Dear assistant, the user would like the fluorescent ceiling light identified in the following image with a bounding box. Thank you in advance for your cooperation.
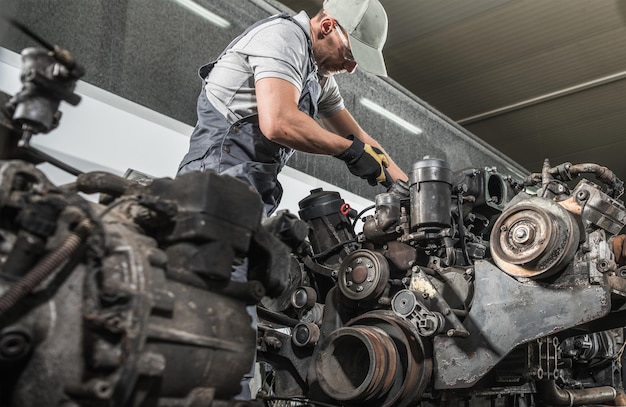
[359,98,422,135]
[172,0,231,28]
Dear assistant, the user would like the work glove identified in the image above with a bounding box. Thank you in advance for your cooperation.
[336,135,390,186]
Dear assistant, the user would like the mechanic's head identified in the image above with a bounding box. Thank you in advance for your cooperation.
[311,0,388,77]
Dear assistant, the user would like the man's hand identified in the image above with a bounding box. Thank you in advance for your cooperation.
[336,135,390,186]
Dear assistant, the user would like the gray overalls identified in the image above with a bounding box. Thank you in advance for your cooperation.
[177,13,321,216]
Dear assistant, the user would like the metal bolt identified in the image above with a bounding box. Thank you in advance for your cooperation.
[356,286,364,292]
[514,226,528,239]
[511,224,533,244]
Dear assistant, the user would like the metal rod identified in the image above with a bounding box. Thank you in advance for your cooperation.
[6,18,55,51]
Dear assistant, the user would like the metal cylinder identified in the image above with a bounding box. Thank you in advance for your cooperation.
[375,192,402,231]
[536,380,616,406]
[409,158,452,232]
[298,188,355,258]
[292,322,320,347]
[313,311,432,406]
[290,286,317,309]
[12,48,61,133]
[314,325,398,402]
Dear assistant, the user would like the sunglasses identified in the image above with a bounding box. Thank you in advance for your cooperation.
[334,24,356,63]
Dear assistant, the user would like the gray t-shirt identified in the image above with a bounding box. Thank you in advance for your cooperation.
[204,11,345,123]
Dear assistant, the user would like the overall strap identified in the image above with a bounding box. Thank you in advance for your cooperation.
[199,13,316,79]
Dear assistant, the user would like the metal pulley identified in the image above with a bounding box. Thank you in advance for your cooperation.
[391,289,444,337]
[490,196,580,279]
[337,249,389,301]
[313,311,431,406]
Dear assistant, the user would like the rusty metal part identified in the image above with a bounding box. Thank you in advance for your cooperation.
[349,312,431,405]
[314,311,431,406]
[290,286,317,310]
[257,325,310,396]
[362,192,403,242]
[314,325,398,402]
[526,162,624,199]
[337,249,389,301]
[613,234,626,267]
[578,179,626,235]
[614,388,626,406]
[381,240,416,272]
[535,380,616,406]
[558,179,626,235]
[490,195,580,279]
[291,322,320,347]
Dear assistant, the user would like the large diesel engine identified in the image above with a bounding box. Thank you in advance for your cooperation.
[257,158,626,407]
[0,33,291,405]
[0,160,292,406]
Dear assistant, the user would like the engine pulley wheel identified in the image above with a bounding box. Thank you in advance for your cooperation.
[346,312,432,406]
[337,250,390,301]
[314,325,398,402]
[490,198,580,279]
[312,311,432,405]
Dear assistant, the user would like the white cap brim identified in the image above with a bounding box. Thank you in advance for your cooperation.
[349,34,388,77]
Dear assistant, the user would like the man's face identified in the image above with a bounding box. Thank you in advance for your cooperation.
[315,23,358,77]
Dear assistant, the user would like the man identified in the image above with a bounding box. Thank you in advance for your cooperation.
[178,0,408,217]
[177,0,407,399]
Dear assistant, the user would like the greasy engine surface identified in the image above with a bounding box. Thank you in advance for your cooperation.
[257,159,626,407]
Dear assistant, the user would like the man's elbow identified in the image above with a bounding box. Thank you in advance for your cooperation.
[259,118,291,143]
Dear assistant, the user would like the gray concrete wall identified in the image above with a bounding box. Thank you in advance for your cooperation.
[0,0,528,201]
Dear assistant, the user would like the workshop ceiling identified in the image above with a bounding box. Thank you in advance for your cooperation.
[279,0,626,189]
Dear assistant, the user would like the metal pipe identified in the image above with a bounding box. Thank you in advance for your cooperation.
[457,70,626,125]
[536,380,616,406]
[526,162,624,199]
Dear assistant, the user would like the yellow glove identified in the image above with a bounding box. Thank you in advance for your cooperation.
[336,135,390,186]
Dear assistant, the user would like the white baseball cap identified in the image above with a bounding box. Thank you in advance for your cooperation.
[323,0,389,76]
